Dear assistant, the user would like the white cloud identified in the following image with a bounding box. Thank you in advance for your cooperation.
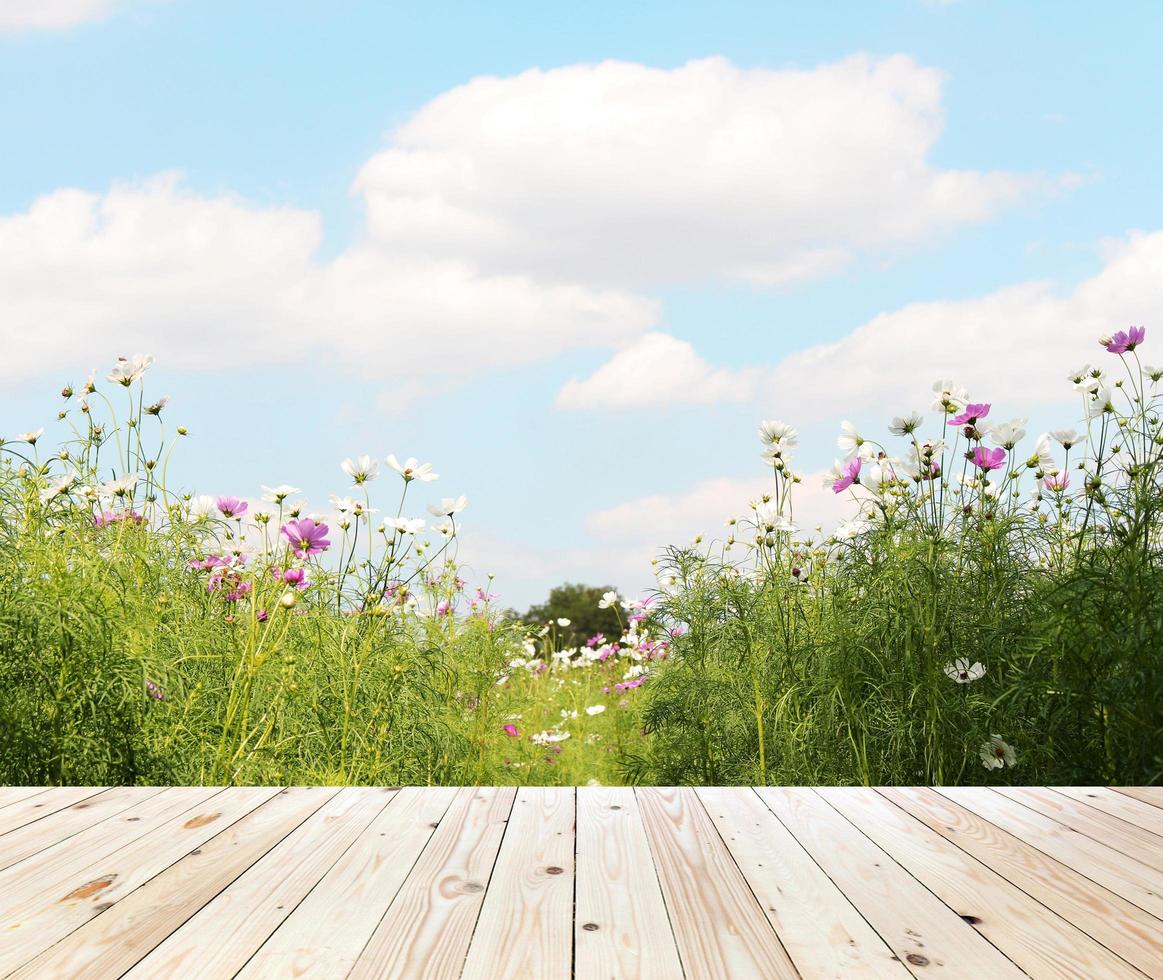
[562,229,1163,421]
[556,332,758,410]
[587,472,854,549]
[356,55,1039,289]
[0,0,120,32]
[0,174,656,393]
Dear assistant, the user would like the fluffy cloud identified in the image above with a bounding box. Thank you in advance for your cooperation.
[0,175,656,389]
[0,0,120,32]
[565,229,1163,421]
[356,55,1037,288]
[556,333,758,409]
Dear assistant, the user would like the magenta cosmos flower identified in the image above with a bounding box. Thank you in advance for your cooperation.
[832,456,861,493]
[1106,326,1146,354]
[216,496,248,518]
[281,518,331,557]
[503,724,519,737]
[972,446,1007,471]
[949,403,991,426]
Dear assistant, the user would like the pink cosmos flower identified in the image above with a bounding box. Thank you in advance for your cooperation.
[281,518,331,557]
[435,599,452,618]
[949,403,991,426]
[1044,472,1070,492]
[1106,326,1145,353]
[972,446,1007,471]
[257,610,269,622]
[832,456,861,493]
[615,676,648,692]
[281,567,310,589]
[503,724,519,737]
[216,496,247,518]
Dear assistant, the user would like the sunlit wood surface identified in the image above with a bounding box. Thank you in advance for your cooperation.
[0,786,1160,978]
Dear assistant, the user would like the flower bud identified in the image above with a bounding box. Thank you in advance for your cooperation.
[280,590,297,609]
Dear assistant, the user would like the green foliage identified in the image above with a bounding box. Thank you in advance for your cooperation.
[522,582,624,646]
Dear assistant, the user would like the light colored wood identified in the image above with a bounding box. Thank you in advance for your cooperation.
[573,786,683,980]
[237,787,455,979]
[699,786,908,978]
[998,787,1163,872]
[0,786,279,974]
[1058,787,1163,835]
[10,788,336,980]
[461,787,575,980]
[0,786,105,837]
[757,787,1024,979]
[0,787,220,913]
[820,787,1138,980]
[884,787,1163,977]
[637,786,798,979]
[937,787,1163,918]
[1113,787,1163,810]
[124,787,392,980]
[0,788,51,809]
[349,787,517,980]
[0,786,162,872]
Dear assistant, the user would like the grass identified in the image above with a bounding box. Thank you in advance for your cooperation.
[2,336,1162,787]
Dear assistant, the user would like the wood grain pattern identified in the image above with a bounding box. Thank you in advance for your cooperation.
[821,787,1138,979]
[573,786,684,980]
[885,787,1163,977]
[1113,787,1163,810]
[461,787,575,980]
[700,786,909,978]
[348,787,517,980]
[758,786,1025,979]
[638,787,799,979]
[1,786,1159,978]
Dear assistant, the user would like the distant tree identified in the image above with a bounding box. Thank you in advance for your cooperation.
[522,582,623,646]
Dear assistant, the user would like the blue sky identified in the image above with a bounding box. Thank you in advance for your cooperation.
[2,0,1161,606]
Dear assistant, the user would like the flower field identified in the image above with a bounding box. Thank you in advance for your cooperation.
[2,331,1162,787]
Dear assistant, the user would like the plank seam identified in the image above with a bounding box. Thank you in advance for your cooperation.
[631,788,688,980]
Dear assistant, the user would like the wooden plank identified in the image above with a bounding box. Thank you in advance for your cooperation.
[1058,787,1163,836]
[0,787,106,837]
[937,787,1163,919]
[237,787,455,979]
[757,787,1023,978]
[349,787,517,980]
[461,787,575,980]
[0,788,52,809]
[0,786,279,974]
[10,788,336,980]
[0,786,163,872]
[637,787,797,979]
[0,788,220,912]
[1114,787,1163,810]
[124,788,392,979]
[573,787,683,980]
[885,788,1163,977]
[821,787,1139,979]
[699,787,908,978]
[998,787,1163,872]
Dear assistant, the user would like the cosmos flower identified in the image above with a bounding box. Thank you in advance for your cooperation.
[16,428,44,445]
[758,420,798,448]
[949,403,991,426]
[1050,429,1083,450]
[1043,472,1070,492]
[386,455,438,482]
[1103,326,1145,354]
[980,735,1016,770]
[944,658,986,684]
[888,412,923,437]
[503,724,519,737]
[261,485,301,504]
[427,495,468,517]
[216,496,247,518]
[837,421,864,458]
[106,354,154,386]
[340,455,379,484]
[830,456,861,493]
[972,446,1006,472]
[281,518,331,557]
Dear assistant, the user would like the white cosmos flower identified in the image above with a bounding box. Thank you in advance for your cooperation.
[340,455,379,485]
[585,704,606,716]
[888,412,923,436]
[106,353,154,386]
[757,420,798,448]
[837,420,863,458]
[834,518,871,540]
[980,735,1016,770]
[261,484,301,504]
[989,419,1027,449]
[556,618,571,627]
[753,501,794,533]
[187,495,217,521]
[597,590,620,609]
[386,454,438,482]
[1087,388,1117,419]
[944,658,986,684]
[1143,365,1162,385]
[1080,371,1107,394]
[16,428,44,445]
[100,474,138,497]
[427,495,468,517]
[329,494,377,517]
[1067,363,1092,385]
[431,519,455,538]
[1050,429,1083,450]
[531,729,570,746]
[1026,434,1057,471]
[384,516,426,534]
[931,379,968,412]
[39,473,76,503]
